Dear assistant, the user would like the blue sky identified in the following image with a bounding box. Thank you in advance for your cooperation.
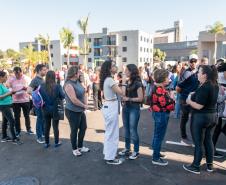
[0,0,225,51]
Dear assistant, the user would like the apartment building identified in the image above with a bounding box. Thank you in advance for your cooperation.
[79,28,153,70]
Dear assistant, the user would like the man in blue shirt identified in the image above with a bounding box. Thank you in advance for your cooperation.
[176,54,199,145]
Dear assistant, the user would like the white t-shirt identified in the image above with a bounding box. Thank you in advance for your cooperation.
[103,77,117,100]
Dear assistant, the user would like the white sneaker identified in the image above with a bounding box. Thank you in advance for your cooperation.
[73,149,82,157]
[118,148,130,156]
[78,146,90,153]
[129,152,139,160]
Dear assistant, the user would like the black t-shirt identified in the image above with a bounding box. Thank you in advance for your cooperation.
[191,81,219,113]
[29,76,44,90]
[124,80,143,107]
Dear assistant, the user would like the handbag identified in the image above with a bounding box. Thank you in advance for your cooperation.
[55,98,64,120]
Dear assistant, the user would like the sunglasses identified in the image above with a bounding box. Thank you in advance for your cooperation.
[190,59,197,63]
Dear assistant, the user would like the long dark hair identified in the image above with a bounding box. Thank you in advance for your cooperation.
[126,64,142,93]
[0,71,6,78]
[200,65,218,84]
[127,64,141,84]
[45,70,56,95]
[100,60,112,91]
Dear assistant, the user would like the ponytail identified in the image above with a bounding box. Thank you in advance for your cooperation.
[210,65,218,84]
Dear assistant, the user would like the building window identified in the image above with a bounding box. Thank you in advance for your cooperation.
[50,44,53,49]
[89,48,92,53]
[150,39,152,43]
[140,57,142,62]
[140,36,143,41]
[122,36,127,41]
[147,39,149,43]
[51,53,53,58]
[147,48,149,52]
[140,47,142,52]
[88,38,91,42]
[40,45,46,51]
[88,58,92,62]
[144,37,146,42]
[122,57,127,62]
[122,47,127,52]
[144,48,146,52]
[147,58,149,62]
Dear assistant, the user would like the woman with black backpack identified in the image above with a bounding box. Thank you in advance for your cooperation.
[39,70,65,148]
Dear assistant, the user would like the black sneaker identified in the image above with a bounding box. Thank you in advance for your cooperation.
[106,159,122,165]
[44,143,50,148]
[160,153,167,159]
[183,164,200,174]
[12,138,23,145]
[1,136,12,143]
[152,158,168,166]
[15,132,21,138]
[207,164,214,172]
[27,130,34,135]
[55,142,62,148]
[118,149,130,156]
[214,152,224,159]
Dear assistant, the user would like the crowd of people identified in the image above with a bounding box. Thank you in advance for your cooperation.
[0,54,226,174]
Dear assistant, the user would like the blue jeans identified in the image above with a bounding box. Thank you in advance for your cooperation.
[152,112,170,160]
[174,93,181,118]
[34,107,44,139]
[122,105,140,153]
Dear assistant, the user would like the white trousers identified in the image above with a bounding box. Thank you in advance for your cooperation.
[102,101,119,160]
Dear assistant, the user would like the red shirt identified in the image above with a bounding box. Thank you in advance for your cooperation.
[150,85,175,112]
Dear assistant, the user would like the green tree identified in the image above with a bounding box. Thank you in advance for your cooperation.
[77,14,90,68]
[59,27,74,67]
[21,44,37,67]
[38,50,49,64]
[207,21,225,64]
[190,49,198,55]
[5,48,20,62]
[0,59,10,69]
[153,48,166,62]
[0,50,5,59]
[36,34,52,69]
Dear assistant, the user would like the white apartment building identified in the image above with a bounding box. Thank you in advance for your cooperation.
[198,28,226,64]
[19,39,79,69]
[79,28,153,70]
[154,20,183,44]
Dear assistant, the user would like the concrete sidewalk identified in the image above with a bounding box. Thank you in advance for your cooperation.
[0,109,225,185]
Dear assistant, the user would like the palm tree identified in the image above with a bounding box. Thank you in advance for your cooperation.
[77,14,90,68]
[59,27,74,67]
[36,34,53,69]
[207,21,225,64]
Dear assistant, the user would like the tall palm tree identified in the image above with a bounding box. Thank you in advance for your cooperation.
[77,14,90,68]
[207,21,225,64]
[36,34,53,69]
[59,27,74,67]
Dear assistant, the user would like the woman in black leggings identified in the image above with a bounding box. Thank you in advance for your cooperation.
[183,65,219,174]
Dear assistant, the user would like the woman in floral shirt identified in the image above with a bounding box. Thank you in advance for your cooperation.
[150,69,175,166]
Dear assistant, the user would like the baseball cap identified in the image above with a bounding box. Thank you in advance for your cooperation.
[189,54,198,61]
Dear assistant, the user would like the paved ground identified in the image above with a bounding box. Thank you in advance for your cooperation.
[0,108,225,185]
